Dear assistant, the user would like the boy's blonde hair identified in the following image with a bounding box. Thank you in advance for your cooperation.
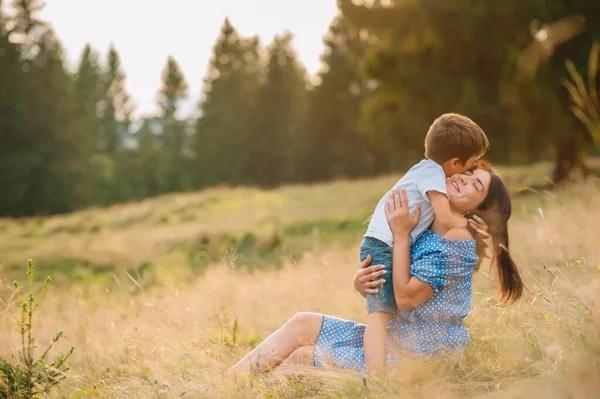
[424,113,489,165]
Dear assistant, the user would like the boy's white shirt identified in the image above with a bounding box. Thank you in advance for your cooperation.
[364,159,447,247]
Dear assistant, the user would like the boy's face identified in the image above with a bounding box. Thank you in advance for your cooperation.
[444,154,480,177]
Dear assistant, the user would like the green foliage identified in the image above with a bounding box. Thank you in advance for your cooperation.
[0,12,30,216]
[157,56,188,119]
[156,57,192,194]
[0,1,91,216]
[339,0,600,171]
[300,14,381,181]
[186,229,289,273]
[1,1,600,217]
[193,18,263,187]
[247,32,309,186]
[0,260,74,398]
[97,44,133,157]
[129,119,160,199]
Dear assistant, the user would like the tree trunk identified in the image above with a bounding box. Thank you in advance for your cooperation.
[552,135,589,183]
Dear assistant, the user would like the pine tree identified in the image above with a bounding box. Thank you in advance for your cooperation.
[22,29,90,213]
[75,44,101,135]
[11,0,45,33]
[97,44,135,201]
[0,1,91,214]
[193,18,263,187]
[97,44,133,157]
[158,56,188,119]
[10,0,45,59]
[339,0,455,169]
[131,118,160,198]
[0,2,31,215]
[71,43,123,205]
[156,56,190,193]
[302,14,378,181]
[247,32,308,186]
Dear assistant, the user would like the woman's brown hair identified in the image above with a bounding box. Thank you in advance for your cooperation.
[467,161,524,304]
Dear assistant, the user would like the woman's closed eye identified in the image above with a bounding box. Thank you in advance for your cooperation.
[471,177,484,192]
[476,178,484,192]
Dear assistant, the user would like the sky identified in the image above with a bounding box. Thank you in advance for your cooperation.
[39,0,339,118]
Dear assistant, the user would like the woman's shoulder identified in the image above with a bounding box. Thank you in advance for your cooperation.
[412,228,477,279]
[441,226,473,241]
[420,227,474,243]
[413,229,476,261]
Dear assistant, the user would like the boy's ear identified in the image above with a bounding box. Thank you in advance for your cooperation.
[450,157,462,168]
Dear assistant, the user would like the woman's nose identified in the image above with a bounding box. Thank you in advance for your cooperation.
[462,175,476,185]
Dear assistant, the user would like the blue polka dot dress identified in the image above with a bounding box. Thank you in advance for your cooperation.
[313,229,478,373]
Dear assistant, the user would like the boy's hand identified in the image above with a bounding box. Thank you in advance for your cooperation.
[353,254,386,295]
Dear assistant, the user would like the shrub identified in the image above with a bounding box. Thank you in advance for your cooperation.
[0,260,74,398]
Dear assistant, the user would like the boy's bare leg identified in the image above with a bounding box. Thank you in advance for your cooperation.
[364,312,392,376]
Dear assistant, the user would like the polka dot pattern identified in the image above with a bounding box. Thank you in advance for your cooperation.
[313,316,368,373]
[314,229,478,373]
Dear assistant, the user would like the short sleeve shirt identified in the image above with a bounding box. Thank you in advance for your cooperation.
[365,159,447,246]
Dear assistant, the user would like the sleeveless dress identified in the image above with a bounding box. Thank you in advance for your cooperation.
[313,229,478,373]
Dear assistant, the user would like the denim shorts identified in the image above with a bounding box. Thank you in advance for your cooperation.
[360,237,396,314]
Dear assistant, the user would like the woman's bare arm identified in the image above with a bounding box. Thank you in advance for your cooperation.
[353,254,386,298]
[390,233,434,310]
[385,189,434,310]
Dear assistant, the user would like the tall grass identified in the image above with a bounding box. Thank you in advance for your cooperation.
[563,41,600,154]
[0,176,598,397]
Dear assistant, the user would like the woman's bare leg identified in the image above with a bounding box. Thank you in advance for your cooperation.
[272,346,315,376]
[227,312,323,375]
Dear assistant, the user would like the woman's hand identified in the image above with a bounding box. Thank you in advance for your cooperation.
[468,214,490,239]
[353,254,387,295]
[385,188,421,238]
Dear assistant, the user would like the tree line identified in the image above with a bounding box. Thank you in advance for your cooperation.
[0,0,599,217]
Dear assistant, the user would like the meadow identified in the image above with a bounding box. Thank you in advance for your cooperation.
[1,160,599,398]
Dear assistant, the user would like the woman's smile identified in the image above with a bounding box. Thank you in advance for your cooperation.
[450,180,460,193]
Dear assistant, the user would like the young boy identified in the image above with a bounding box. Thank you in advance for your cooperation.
[361,113,489,374]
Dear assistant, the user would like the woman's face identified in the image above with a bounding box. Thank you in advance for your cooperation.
[446,169,492,214]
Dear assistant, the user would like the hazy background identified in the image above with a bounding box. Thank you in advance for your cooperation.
[1,2,600,398]
[1,0,599,217]
[39,0,338,117]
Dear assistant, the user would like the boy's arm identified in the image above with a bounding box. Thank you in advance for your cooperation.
[414,163,461,231]
[428,190,465,231]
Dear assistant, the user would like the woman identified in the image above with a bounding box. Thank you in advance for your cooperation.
[227,162,523,375]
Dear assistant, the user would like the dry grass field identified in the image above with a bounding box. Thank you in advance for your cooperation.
[1,161,600,398]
